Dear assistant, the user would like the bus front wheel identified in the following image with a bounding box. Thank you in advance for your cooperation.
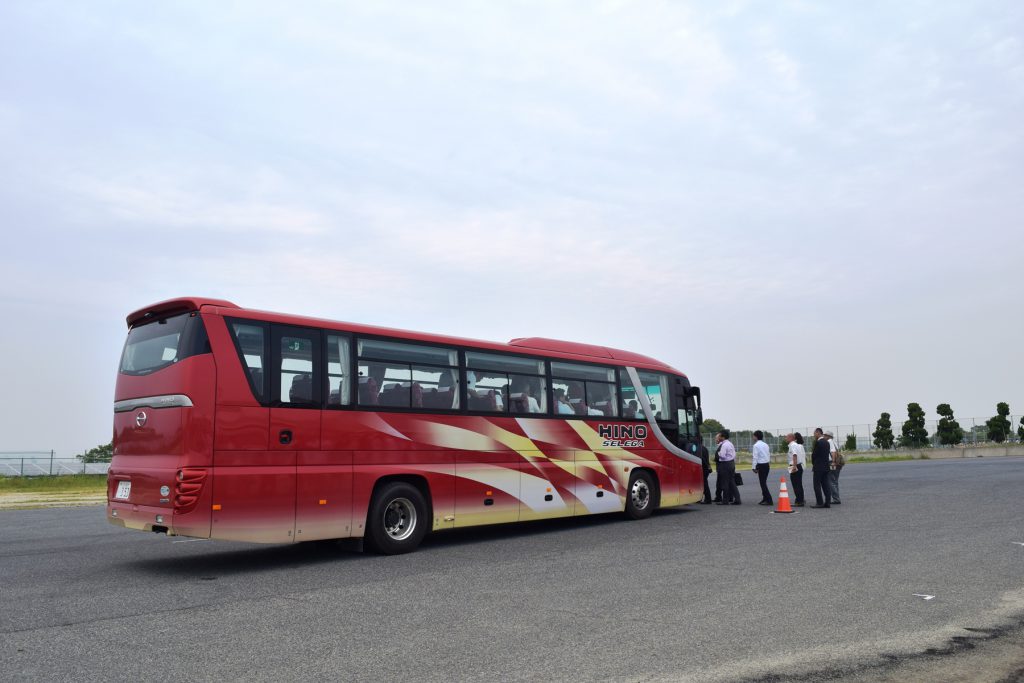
[625,470,656,520]
[366,481,428,554]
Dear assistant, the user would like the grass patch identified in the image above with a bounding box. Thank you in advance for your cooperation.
[846,455,920,463]
[0,473,107,493]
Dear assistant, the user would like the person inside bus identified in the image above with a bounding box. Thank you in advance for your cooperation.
[554,388,575,415]
[584,388,604,416]
[623,399,639,419]
[587,385,614,416]
[525,382,542,413]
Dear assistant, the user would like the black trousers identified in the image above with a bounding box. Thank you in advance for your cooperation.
[702,470,712,502]
[791,464,805,503]
[718,460,740,504]
[713,464,723,501]
[756,463,772,502]
[812,466,833,506]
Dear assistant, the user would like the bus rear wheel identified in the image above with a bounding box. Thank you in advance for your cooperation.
[625,470,656,520]
[366,481,428,555]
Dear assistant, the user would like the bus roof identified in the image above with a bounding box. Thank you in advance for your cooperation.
[127,297,685,377]
[126,297,239,327]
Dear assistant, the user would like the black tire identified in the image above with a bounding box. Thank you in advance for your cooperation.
[625,470,657,520]
[366,481,429,555]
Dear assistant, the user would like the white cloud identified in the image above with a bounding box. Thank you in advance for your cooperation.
[1,0,1023,456]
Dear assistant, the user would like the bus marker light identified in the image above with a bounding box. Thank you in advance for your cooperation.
[212,504,222,511]
[485,490,492,496]
[546,487,552,493]
[597,484,604,489]
[319,499,327,505]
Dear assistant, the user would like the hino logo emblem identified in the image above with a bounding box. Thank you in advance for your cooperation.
[135,411,148,428]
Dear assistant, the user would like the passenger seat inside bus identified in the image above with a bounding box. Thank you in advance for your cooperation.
[289,374,313,403]
[423,387,454,409]
[378,382,413,407]
[358,376,379,405]
[568,385,588,415]
[468,390,499,412]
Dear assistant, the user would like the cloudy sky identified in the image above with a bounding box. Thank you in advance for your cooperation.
[1,1,1022,456]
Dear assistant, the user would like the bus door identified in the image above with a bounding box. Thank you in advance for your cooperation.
[674,383,702,451]
[212,323,320,543]
[270,326,322,542]
[298,332,353,542]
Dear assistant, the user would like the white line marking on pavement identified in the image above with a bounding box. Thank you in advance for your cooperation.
[912,594,936,601]
[172,538,210,544]
[1013,542,1024,547]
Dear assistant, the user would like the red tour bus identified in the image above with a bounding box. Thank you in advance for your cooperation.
[109,298,705,554]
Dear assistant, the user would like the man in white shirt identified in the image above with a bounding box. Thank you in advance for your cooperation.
[751,430,773,505]
[785,432,807,506]
[715,430,741,505]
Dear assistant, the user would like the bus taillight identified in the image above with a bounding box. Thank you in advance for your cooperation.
[173,468,208,514]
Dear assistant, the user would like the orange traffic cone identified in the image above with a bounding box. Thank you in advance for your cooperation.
[773,477,795,514]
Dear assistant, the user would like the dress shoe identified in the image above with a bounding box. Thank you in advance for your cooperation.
[794,502,805,507]
[698,500,713,505]
[715,502,729,505]
[832,501,841,504]
[758,501,772,506]
[810,504,829,508]
[730,501,742,505]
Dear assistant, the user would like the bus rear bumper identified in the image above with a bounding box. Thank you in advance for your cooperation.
[108,500,212,538]
[107,501,169,532]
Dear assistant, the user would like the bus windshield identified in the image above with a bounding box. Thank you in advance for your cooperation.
[119,313,190,376]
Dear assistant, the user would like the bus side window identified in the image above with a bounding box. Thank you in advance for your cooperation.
[278,332,319,406]
[230,322,267,402]
[326,334,352,406]
[636,371,671,421]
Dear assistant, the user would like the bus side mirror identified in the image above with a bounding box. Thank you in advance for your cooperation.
[689,386,702,425]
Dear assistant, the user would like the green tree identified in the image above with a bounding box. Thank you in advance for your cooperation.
[1018,416,1024,442]
[701,418,725,435]
[843,434,857,451]
[900,403,930,448]
[873,413,895,450]
[78,441,113,463]
[935,403,964,446]
[986,402,1012,443]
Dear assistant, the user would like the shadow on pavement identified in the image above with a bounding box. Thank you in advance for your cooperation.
[126,539,361,577]
[124,507,695,576]
[420,507,692,550]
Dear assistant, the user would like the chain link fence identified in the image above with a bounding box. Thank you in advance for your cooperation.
[700,414,1023,455]
[3,413,1020,476]
[0,452,110,477]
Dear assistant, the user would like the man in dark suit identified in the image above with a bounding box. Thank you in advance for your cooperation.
[810,427,833,508]
[698,440,712,504]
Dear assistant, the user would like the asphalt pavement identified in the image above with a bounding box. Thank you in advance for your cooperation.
[1,457,1023,682]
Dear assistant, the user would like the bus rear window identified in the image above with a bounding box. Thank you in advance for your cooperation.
[119,313,208,376]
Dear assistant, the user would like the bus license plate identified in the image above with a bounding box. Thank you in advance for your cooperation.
[115,481,131,500]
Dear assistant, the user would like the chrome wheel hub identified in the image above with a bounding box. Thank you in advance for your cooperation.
[631,479,650,510]
[383,497,417,541]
